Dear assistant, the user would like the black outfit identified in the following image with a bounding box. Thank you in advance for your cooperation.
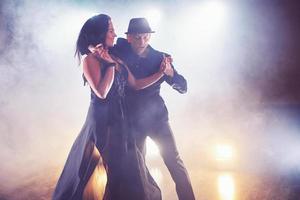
[53,57,161,200]
[112,38,195,200]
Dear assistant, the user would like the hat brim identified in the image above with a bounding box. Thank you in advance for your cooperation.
[125,31,155,34]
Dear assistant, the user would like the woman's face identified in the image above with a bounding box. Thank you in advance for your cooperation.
[105,20,117,47]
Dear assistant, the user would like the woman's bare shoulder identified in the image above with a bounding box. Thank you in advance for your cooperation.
[82,54,100,68]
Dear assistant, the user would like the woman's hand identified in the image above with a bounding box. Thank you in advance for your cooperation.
[166,55,173,63]
[89,44,115,64]
[159,57,167,73]
[160,55,174,77]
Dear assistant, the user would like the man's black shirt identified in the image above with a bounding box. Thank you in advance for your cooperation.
[111,38,187,126]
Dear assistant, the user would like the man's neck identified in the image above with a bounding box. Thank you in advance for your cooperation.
[133,47,149,58]
[139,48,149,57]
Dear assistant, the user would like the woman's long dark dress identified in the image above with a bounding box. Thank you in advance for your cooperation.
[52,58,161,200]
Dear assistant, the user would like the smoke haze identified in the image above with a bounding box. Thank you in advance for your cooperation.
[1,0,300,199]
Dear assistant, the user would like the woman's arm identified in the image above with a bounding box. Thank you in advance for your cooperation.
[89,44,165,90]
[125,58,167,90]
[82,54,115,99]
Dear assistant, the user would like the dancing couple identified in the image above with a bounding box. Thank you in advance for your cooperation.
[52,14,195,200]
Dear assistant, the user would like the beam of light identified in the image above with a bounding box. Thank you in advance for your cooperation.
[146,137,160,158]
[217,173,235,200]
[149,167,163,185]
[214,144,234,162]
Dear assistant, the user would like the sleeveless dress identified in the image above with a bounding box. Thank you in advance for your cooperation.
[52,57,161,200]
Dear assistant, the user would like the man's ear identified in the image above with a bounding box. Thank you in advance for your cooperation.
[126,35,132,43]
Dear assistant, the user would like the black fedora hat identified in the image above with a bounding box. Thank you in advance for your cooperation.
[125,18,155,34]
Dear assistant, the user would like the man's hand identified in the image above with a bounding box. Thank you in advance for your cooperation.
[159,57,167,73]
[163,55,174,77]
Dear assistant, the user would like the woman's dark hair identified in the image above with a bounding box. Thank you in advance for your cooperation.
[75,14,111,62]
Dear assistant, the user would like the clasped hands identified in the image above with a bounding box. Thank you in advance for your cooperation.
[160,55,174,77]
[89,44,174,77]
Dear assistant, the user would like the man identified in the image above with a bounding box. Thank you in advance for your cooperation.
[113,18,195,200]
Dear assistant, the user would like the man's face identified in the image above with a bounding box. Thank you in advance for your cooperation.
[127,33,151,56]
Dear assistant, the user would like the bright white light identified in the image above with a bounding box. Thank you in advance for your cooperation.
[215,144,234,161]
[185,1,228,38]
[144,8,162,30]
[149,167,163,185]
[146,137,160,158]
[201,1,227,26]
[218,173,235,200]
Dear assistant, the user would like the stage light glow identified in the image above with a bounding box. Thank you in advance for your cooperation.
[146,137,160,158]
[201,1,227,26]
[149,167,163,185]
[184,1,228,39]
[214,144,234,161]
[144,8,162,29]
[218,173,235,200]
[83,147,107,199]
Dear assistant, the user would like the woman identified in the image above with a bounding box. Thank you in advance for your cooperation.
[52,14,168,200]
